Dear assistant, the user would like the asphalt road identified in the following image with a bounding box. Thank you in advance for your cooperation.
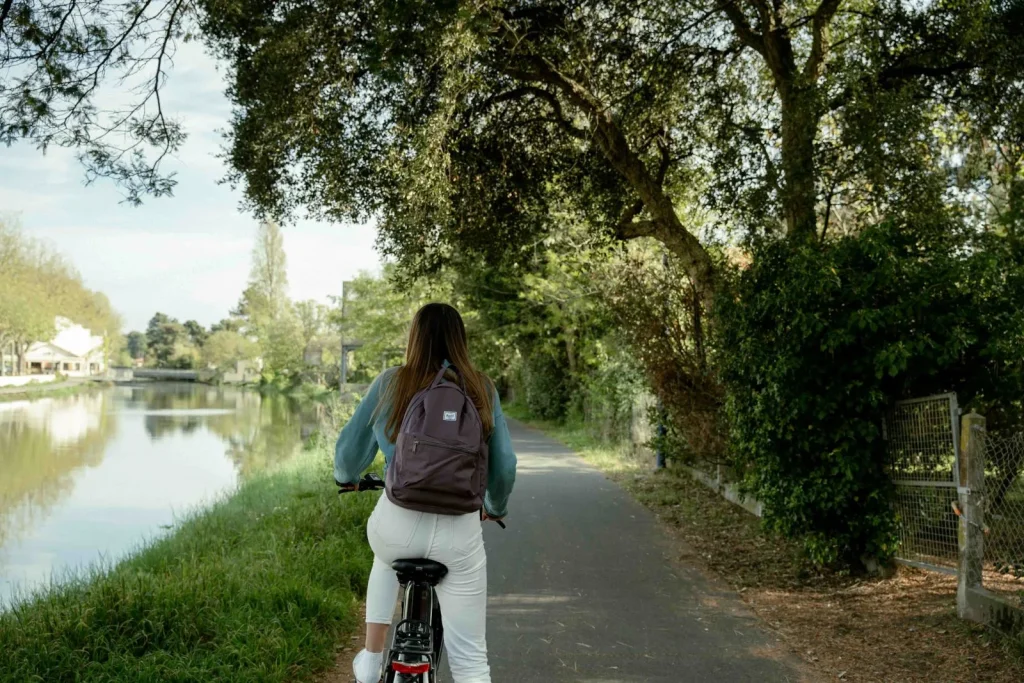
[455,420,804,682]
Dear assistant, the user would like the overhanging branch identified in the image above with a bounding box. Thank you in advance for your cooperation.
[721,0,766,56]
[617,219,659,240]
[804,0,843,80]
[829,57,975,110]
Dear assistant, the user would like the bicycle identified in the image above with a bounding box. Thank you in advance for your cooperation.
[339,473,503,682]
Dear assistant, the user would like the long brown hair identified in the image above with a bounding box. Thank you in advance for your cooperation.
[379,303,494,441]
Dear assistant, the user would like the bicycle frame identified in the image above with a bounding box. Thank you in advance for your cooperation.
[383,579,444,682]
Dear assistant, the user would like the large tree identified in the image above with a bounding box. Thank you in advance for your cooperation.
[195,0,1022,303]
[6,2,1020,286]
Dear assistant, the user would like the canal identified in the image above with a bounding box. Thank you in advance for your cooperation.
[0,384,322,606]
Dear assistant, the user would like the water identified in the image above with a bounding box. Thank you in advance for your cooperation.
[0,384,322,606]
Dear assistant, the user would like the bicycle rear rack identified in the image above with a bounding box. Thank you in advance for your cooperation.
[391,619,433,656]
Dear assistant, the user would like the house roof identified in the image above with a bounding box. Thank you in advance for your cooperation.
[25,341,82,360]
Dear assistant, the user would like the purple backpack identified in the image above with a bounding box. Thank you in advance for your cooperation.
[385,365,489,515]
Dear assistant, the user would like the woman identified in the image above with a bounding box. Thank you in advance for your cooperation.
[334,303,517,683]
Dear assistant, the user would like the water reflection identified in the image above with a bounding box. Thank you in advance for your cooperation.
[0,384,321,605]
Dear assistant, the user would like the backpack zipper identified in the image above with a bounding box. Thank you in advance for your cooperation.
[412,436,478,455]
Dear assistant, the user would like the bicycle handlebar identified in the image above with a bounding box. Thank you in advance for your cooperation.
[336,474,506,528]
[336,472,385,493]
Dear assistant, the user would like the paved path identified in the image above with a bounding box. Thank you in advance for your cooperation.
[452,420,804,682]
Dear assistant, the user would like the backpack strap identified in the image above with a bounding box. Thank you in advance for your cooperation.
[429,365,449,389]
[430,363,467,392]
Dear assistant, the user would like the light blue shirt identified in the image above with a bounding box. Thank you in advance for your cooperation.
[333,367,518,517]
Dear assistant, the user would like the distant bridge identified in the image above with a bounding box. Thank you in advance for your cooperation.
[109,367,207,382]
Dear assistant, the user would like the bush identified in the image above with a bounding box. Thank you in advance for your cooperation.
[718,221,1024,567]
[571,339,647,443]
[515,350,572,421]
[605,249,726,466]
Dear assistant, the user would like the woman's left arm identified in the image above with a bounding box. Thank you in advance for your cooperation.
[483,389,517,518]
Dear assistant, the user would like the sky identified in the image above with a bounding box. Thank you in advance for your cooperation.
[0,41,381,333]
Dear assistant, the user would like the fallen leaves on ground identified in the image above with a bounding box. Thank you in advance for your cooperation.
[614,468,1024,683]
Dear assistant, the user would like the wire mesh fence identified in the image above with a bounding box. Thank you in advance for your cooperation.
[982,430,1024,595]
[885,394,960,569]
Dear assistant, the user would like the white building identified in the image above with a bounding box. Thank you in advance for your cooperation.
[23,318,106,377]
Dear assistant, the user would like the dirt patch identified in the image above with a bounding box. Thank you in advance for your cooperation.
[318,606,365,683]
[611,467,1024,683]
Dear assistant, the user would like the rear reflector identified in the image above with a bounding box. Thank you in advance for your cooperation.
[392,662,431,674]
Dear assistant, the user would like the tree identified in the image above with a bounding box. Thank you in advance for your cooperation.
[126,331,147,360]
[0,216,119,374]
[184,320,208,348]
[199,0,1023,305]
[234,219,302,377]
[335,265,458,379]
[245,220,289,327]
[201,330,258,370]
[0,0,195,203]
[145,312,198,368]
[210,317,243,334]
[294,300,326,351]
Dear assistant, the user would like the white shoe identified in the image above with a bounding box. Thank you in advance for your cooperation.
[353,649,384,683]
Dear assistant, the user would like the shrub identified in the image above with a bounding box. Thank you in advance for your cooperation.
[718,221,1024,567]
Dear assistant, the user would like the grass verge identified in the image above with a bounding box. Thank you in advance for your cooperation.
[0,433,378,683]
[510,409,1024,683]
[0,379,109,403]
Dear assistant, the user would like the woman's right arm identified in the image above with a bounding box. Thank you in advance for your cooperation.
[484,393,517,518]
[333,372,388,485]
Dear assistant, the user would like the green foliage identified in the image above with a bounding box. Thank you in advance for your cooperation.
[202,330,259,371]
[125,331,147,360]
[0,217,121,372]
[335,264,470,382]
[145,313,200,369]
[514,350,572,422]
[717,221,1024,567]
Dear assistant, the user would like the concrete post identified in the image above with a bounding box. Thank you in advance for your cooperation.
[957,411,986,621]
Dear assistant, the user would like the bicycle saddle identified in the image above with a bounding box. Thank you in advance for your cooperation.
[392,559,449,586]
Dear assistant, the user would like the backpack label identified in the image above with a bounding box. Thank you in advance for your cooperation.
[443,411,458,422]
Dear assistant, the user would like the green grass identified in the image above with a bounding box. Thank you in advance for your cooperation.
[503,403,650,475]
[0,438,378,683]
[0,380,110,403]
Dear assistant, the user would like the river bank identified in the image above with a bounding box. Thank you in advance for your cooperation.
[0,408,373,683]
[0,377,109,403]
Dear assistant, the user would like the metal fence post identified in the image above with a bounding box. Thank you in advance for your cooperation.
[957,411,986,621]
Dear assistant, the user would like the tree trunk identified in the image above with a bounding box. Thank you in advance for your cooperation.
[14,340,27,376]
[779,85,820,241]
[565,334,577,375]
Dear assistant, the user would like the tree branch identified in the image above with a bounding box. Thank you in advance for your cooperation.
[494,17,717,299]
[721,0,766,56]
[829,58,974,110]
[747,0,774,31]
[617,219,659,241]
[483,84,589,139]
[804,0,843,80]
[0,0,13,39]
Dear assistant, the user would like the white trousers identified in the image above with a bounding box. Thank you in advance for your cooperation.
[365,495,491,683]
